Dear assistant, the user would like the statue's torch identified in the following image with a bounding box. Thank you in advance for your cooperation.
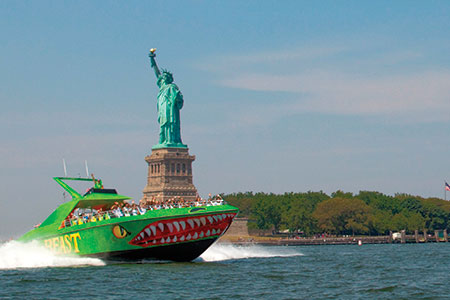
[148,48,161,77]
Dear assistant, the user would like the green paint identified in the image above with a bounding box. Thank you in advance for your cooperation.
[20,203,238,256]
[18,177,239,259]
[149,49,187,149]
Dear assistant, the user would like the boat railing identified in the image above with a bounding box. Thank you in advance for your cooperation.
[60,198,225,229]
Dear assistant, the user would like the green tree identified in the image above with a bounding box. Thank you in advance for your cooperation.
[225,192,255,218]
[405,212,425,232]
[313,197,371,235]
[367,210,392,235]
[391,213,408,232]
[251,197,282,231]
[281,199,316,235]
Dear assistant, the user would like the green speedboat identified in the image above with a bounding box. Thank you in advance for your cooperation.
[19,176,239,262]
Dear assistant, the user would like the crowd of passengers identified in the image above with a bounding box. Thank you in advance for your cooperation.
[62,195,224,228]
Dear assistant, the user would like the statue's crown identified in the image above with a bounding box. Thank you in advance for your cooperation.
[161,69,174,82]
[161,68,172,76]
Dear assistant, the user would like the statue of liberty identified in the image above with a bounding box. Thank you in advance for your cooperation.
[148,49,187,149]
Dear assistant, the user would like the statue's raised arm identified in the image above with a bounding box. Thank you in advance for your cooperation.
[148,48,161,79]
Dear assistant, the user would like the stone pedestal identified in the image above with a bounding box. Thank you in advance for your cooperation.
[142,147,198,202]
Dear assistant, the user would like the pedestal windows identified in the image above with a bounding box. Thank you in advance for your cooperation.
[143,148,197,201]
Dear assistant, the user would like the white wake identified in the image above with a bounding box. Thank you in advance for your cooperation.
[199,243,303,262]
[0,240,105,269]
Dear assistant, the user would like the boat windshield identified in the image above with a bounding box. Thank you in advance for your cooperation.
[83,188,118,196]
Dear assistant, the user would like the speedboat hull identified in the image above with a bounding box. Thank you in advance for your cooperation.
[89,238,217,262]
[20,205,238,262]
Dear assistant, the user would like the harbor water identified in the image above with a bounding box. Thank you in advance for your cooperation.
[1,241,450,299]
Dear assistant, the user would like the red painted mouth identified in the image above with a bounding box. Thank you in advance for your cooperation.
[129,213,237,247]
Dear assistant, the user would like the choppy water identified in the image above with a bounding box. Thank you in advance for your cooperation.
[1,241,450,299]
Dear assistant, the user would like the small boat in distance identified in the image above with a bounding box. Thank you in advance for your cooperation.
[18,176,239,262]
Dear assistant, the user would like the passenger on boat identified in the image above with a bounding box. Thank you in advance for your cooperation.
[113,205,124,218]
[139,198,147,209]
[138,204,147,215]
[124,203,133,216]
[97,209,104,221]
[131,202,139,216]
[144,199,151,210]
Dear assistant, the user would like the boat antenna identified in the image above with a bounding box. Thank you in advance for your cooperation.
[85,160,89,178]
[63,159,67,177]
[62,159,67,201]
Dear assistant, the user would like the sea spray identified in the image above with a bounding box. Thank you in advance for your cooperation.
[0,240,105,269]
[198,243,303,262]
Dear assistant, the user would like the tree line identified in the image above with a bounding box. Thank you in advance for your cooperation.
[223,191,450,236]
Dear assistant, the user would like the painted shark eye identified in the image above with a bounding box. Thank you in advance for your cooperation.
[112,225,130,239]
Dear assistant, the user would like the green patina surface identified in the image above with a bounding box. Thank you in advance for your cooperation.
[149,49,187,149]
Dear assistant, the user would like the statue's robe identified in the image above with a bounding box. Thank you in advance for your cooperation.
[157,82,184,144]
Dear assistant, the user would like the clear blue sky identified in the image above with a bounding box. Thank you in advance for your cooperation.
[1,1,449,238]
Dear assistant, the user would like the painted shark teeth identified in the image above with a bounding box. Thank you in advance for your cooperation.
[150,225,157,236]
[180,221,186,230]
[173,221,180,231]
[131,212,236,248]
[187,219,194,229]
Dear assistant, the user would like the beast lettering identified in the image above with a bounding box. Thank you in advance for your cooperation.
[43,233,81,254]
